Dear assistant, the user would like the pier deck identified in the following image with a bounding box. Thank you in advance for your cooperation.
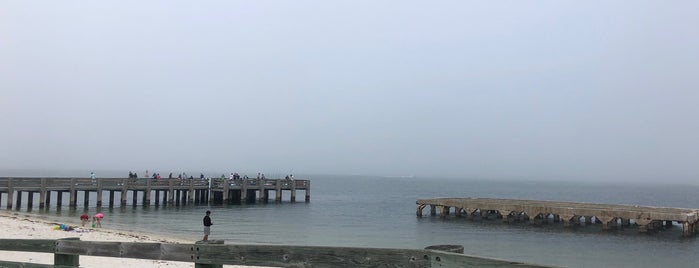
[0,177,310,210]
[416,197,699,236]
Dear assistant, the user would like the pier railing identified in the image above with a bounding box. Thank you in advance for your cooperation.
[0,177,212,190]
[0,177,308,189]
[209,178,308,188]
[0,238,549,268]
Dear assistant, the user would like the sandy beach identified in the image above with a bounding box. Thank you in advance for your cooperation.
[0,211,266,268]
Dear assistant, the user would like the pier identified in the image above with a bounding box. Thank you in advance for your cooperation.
[416,197,699,237]
[0,177,310,210]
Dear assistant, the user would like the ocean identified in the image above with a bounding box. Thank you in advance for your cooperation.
[3,174,699,267]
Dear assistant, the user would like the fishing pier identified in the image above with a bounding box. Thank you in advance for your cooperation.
[0,177,310,210]
[416,197,699,237]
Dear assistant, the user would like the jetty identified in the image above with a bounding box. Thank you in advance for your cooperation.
[0,177,310,210]
[416,197,699,237]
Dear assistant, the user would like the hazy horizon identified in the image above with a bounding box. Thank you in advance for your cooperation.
[2,2,698,183]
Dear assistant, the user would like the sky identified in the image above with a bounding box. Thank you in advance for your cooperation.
[1,1,698,182]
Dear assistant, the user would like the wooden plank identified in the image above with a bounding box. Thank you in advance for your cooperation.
[53,253,78,267]
[427,251,548,268]
[194,264,222,268]
[55,240,194,262]
[2,239,554,268]
[0,260,56,268]
[55,240,431,267]
[191,244,432,267]
[54,237,80,267]
[56,240,119,256]
[0,239,56,253]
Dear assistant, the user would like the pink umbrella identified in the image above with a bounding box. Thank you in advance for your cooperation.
[95,213,104,219]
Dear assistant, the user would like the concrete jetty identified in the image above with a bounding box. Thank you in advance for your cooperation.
[416,197,699,236]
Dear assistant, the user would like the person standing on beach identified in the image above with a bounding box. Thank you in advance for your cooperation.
[202,210,213,241]
[80,213,89,227]
[93,213,103,228]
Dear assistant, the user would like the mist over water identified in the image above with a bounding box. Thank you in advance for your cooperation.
[2,2,699,184]
[3,174,699,267]
[2,2,697,267]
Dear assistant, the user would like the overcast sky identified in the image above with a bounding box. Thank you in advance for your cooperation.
[1,1,697,182]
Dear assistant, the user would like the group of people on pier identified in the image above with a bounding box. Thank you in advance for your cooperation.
[105,171,297,183]
[223,172,295,181]
[126,171,205,181]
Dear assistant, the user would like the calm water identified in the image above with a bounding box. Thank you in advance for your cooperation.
[4,174,699,267]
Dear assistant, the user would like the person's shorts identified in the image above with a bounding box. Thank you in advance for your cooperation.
[204,226,211,235]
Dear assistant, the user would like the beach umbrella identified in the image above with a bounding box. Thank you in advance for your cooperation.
[95,213,104,218]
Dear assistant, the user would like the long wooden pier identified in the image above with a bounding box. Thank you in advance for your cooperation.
[0,177,310,210]
[416,197,699,237]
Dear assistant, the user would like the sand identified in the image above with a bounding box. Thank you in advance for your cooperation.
[0,211,269,268]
